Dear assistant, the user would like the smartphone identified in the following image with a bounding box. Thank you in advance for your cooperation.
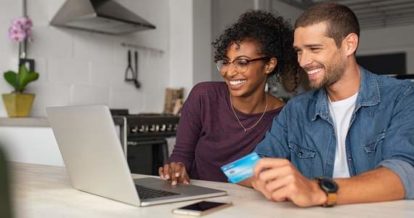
[172,201,232,216]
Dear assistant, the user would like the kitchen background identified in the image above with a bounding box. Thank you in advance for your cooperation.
[0,0,208,117]
[1,0,414,166]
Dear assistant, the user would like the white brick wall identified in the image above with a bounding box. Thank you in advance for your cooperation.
[0,0,171,117]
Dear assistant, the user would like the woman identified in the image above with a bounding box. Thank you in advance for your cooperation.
[159,10,300,184]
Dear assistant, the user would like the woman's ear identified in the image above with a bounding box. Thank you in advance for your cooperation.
[265,57,277,75]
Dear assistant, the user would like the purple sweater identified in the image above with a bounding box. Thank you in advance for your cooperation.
[169,82,282,182]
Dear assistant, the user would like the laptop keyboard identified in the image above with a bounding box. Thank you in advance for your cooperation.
[135,184,179,200]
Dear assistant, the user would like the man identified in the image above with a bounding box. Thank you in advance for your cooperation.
[249,2,414,207]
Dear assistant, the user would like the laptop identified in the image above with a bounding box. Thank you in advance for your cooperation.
[46,105,226,207]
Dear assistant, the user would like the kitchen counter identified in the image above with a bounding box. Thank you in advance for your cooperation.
[10,162,414,218]
[0,117,49,127]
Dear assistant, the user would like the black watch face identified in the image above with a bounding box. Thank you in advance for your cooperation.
[321,179,338,192]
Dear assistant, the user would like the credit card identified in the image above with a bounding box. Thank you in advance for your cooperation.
[221,152,260,183]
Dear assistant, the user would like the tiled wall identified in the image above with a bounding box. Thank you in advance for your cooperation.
[0,0,171,117]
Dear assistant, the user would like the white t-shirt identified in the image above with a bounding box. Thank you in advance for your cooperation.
[328,93,358,178]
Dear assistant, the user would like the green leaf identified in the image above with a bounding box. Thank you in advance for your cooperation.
[3,71,18,90]
[3,65,39,93]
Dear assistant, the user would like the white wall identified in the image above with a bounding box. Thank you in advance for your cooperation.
[193,0,212,85]
[169,0,212,97]
[0,0,171,117]
[358,24,414,74]
[169,0,194,97]
[268,0,303,24]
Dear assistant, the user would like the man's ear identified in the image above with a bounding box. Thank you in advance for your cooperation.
[265,57,278,75]
[343,33,359,56]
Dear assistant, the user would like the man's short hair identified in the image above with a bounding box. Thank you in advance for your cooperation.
[294,2,360,47]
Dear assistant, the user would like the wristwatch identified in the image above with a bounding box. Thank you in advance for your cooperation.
[316,177,338,207]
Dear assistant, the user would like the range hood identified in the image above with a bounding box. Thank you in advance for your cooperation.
[50,0,156,35]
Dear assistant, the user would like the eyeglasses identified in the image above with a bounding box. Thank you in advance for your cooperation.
[215,56,270,73]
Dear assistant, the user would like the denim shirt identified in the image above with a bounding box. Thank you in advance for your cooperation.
[255,67,414,199]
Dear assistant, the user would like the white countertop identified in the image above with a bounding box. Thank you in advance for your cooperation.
[9,162,414,218]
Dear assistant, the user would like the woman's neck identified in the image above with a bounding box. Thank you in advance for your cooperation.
[230,91,267,114]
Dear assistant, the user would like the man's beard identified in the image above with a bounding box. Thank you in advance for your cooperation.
[308,61,345,89]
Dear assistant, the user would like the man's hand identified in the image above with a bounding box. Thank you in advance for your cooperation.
[252,158,326,207]
[159,162,190,185]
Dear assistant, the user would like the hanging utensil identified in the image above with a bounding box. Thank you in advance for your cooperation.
[133,51,141,88]
[124,50,135,82]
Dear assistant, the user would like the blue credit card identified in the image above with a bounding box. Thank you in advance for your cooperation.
[221,152,260,183]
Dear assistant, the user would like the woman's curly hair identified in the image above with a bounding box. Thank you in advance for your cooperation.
[212,10,301,90]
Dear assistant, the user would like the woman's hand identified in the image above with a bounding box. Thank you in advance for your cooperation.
[158,162,190,185]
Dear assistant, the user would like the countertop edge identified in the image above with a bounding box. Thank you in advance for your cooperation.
[0,117,49,127]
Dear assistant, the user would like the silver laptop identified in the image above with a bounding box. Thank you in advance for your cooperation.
[46,105,226,207]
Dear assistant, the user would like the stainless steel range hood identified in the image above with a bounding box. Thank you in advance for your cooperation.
[50,0,156,35]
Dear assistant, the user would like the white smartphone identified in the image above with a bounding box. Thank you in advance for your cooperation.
[172,201,232,216]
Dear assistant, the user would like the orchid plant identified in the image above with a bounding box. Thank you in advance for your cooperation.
[3,16,39,93]
[8,16,33,43]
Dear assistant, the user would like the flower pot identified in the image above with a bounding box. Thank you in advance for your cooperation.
[2,93,35,117]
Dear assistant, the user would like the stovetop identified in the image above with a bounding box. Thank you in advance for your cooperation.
[112,112,180,139]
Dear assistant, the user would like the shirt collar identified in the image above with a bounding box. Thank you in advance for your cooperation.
[311,67,380,121]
